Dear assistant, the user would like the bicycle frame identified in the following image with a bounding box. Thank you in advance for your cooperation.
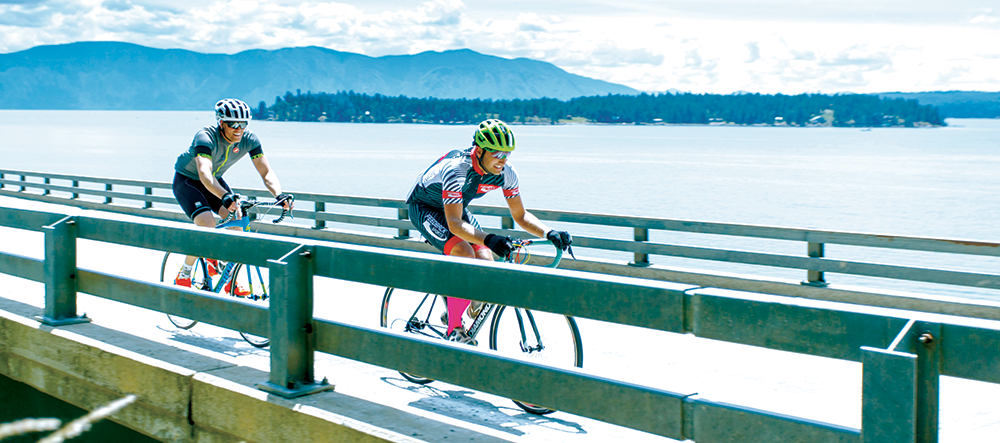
[380,237,583,415]
[164,195,292,347]
[195,206,259,296]
[460,238,565,343]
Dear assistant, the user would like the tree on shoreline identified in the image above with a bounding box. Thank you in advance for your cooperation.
[259,90,945,127]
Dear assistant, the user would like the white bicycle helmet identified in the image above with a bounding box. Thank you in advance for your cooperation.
[215,98,253,121]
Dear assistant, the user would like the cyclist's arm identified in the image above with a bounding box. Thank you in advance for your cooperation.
[251,155,294,210]
[194,156,240,218]
[444,202,487,244]
[505,195,548,238]
[194,156,228,198]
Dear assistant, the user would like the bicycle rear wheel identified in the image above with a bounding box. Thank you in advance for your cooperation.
[230,263,271,348]
[160,252,208,330]
[489,306,583,415]
[380,287,451,384]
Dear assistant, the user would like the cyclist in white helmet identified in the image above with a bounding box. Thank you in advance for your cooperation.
[171,98,294,293]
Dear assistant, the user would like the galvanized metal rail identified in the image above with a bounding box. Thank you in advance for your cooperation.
[3,168,1000,322]
[1,202,998,442]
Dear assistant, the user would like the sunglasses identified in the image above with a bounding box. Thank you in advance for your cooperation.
[483,148,510,160]
[223,120,248,129]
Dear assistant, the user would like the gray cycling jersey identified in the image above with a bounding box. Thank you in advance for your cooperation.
[174,125,264,180]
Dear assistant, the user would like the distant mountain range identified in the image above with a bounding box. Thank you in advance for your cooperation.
[0,41,638,110]
[1,41,996,117]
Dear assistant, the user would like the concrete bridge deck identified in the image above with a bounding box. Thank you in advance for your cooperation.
[1,196,998,442]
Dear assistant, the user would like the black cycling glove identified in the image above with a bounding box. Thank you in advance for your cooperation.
[484,233,515,258]
[546,230,573,250]
[221,192,238,210]
[277,193,294,203]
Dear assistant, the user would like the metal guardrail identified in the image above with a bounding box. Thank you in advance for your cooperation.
[2,203,999,442]
[4,169,1000,323]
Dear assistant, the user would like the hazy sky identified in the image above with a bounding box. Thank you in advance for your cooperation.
[1,0,998,94]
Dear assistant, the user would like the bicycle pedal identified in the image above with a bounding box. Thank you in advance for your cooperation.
[449,328,478,346]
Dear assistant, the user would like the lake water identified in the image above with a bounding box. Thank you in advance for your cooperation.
[3,110,1000,301]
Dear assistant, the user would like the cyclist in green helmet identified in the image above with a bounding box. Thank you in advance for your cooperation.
[406,119,573,344]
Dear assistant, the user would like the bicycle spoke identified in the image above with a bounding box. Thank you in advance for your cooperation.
[490,306,583,415]
[381,288,453,384]
[232,264,270,348]
[490,307,582,369]
[160,252,203,330]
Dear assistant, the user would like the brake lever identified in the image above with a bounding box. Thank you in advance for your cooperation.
[566,245,576,260]
[273,209,289,224]
[219,211,236,225]
[272,195,293,224]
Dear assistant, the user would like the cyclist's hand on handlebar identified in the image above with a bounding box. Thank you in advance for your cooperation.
[221,192,242,219]
[546,230,573,251]
[277,193,295,211]
[484,233,515,258]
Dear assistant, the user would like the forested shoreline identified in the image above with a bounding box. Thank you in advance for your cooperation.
[256,90,946,127]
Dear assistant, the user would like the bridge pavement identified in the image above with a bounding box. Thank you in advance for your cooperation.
[0,196,997,442]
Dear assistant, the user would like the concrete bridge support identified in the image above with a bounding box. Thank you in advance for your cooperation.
[0,298,419,443]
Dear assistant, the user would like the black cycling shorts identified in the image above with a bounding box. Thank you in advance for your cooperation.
[408,201,486,254]
[172,173,232,220]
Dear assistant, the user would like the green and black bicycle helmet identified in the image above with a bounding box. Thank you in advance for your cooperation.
[473,119,515,152]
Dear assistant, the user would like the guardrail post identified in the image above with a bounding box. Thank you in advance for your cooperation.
[629,227,650,267]
[802,241,828,287]
[911,322,941,443]
[860,318,940,443]
[0,172,4,189]
[144,187,153,209]
[43,178,51,196]
[501,215,514,230]
[72,180,79,199]
[314,202,326,229]
[861,346,917,443]
[20,174,26,192]
[105,184,112,204]
[257,244,334,398]
[396,208,409,239]
[36,216,91,326]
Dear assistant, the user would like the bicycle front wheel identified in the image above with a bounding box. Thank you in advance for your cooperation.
[380,287,451,384]
[489,306,583,415]
[160,252,208,330]
[231,263,271,348]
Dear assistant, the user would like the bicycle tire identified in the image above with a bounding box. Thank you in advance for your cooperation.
[160,252,207,330]
[489,306,583,415]
[380,287,452,384]
[231,263,271,348]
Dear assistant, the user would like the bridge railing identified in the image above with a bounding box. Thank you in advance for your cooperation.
[1,204,999,442]
[4,168,1000,322]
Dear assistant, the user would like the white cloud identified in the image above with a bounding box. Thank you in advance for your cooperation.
[745,42,760,63]
[101,0,131,12]
[0,0,998,94]
[968,8,998,25]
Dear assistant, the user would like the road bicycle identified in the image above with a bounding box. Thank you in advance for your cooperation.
[159,195,293,348]
[380,239,583,415]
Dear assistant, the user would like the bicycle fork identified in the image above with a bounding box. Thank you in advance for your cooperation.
[514,308,545,354]
[250,265,268,301]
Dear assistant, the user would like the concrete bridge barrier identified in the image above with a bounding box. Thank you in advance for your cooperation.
[0,295,436,443]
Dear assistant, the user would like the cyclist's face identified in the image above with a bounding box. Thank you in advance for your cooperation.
[220,120,246,143]
[479,147,508,175]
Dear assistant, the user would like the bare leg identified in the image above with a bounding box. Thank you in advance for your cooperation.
[183,211,218,266]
